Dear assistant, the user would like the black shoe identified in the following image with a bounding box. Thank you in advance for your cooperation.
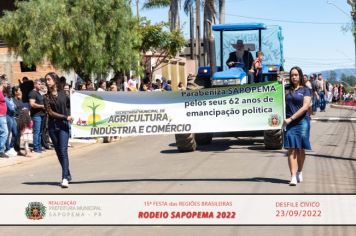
[0,152,9,158]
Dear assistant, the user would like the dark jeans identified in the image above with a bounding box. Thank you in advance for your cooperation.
[312,96,318,113]
[48,119,71,181]
[32,115,44,152]
[41,114,51,149]
[6,116,18,151]
[319,91,326,111]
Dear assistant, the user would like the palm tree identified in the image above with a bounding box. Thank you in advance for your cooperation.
[143,0,180,31]
[184,0,224,65]
[219,0,225,23]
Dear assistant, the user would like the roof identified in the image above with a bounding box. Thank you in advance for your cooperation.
[212,23,267,31]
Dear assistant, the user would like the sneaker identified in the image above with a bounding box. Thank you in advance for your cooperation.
[61,179,69,188]
[5,148,17,157]
[0,152,9,158]
[289,176,297,186]
[297,171,303,183]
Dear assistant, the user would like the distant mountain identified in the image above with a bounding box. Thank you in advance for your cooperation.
[316,68,356,80]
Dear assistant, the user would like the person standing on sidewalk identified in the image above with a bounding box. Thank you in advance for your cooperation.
[29,79,46,153]
[44,72,73,188]
[0,76,9,158]
[317,74,327,112]
[4,85,18,156]
[284,67,312,186]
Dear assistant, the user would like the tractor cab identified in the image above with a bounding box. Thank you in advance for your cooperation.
[197,23,284,87]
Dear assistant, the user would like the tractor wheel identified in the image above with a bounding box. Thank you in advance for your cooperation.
[175,133,197,152]
[195,133,213,145]
[264,129,283,150]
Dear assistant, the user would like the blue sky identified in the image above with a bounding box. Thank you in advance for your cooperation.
[135,0,355,75]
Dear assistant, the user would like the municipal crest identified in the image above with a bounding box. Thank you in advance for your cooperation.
[25,202,46,220]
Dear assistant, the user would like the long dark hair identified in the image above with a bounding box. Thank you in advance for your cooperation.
[17,108,32,132]
[45,72,63,92]
[289,66,305,88]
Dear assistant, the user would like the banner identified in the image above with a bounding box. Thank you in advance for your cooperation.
[2,195,356,225]
[71,81,284,138]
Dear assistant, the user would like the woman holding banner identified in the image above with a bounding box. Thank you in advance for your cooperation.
[283,66,311,186]
[44,72,73,188]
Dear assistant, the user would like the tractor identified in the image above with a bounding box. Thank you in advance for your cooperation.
[175,23,285,152]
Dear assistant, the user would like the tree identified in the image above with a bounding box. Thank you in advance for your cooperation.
[81,95,105,127]
[143,0,180,31]
[218,0,225,24]
[0,0,142,80]
[327,70,338,85]
[139,20,186,77]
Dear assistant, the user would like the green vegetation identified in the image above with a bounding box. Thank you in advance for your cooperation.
[0,0,141,80]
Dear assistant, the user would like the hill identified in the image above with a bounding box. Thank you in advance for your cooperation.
[317,68,355,80]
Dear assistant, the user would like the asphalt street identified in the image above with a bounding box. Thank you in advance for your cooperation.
[0,106,355,235]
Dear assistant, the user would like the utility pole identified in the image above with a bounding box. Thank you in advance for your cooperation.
[196,0,201,67]
[347,0,356,73]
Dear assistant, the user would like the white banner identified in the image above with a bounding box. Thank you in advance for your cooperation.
[1,195,356,225]
[71,82,285,138]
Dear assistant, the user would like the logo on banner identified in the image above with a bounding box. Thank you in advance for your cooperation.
[76,94,106,128]
[268,114,281,127]
[25,202,46,220]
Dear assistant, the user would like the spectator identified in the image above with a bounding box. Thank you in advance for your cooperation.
[4,85,18,156]
[17,108,33,157]
[29,79,46,153]
[86,81,95,91]
[332,84,339,102]
[12,86,25,154]
[177,81,185,90]
[327,81,333,103]
[316,74,327,112]
[19,78,34,109]
[63,83,70,96]
[309,74,318,115]
[284,66,311,186]
[162,78,172,91]
[97,80,107,91]
[339,84,346,101]
[44,72,73,188]
[127,76,138,92]
[303,74,313,115]
[109,81,118,92]
[0,76,9,158]
[39,79,51,150]
[79,83,87,91]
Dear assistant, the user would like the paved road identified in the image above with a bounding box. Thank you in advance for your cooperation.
[0,106,355,235]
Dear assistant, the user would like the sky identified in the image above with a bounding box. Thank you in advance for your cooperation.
[135,0,355,75]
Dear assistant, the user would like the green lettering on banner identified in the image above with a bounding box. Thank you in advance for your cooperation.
[71,81,284,138]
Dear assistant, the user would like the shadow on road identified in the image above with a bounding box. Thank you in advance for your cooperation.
[22,177,289,186]
[162,138,264,154]
[308,153,356,162]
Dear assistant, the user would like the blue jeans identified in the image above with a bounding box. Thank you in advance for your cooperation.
[6,116,18,150]
[48,120,71,180]
[319,91,326,111]
[32,115,44,152]
[0,116,8,153]
[312,96,318,113]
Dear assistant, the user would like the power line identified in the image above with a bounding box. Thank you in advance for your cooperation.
[223,13,349,25]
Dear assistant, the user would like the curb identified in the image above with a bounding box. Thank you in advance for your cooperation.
[0,138,111,169]
[330,104,356,111]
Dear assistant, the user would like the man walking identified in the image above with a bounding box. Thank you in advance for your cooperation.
[29,79,45,153]
[0,75,9,158]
